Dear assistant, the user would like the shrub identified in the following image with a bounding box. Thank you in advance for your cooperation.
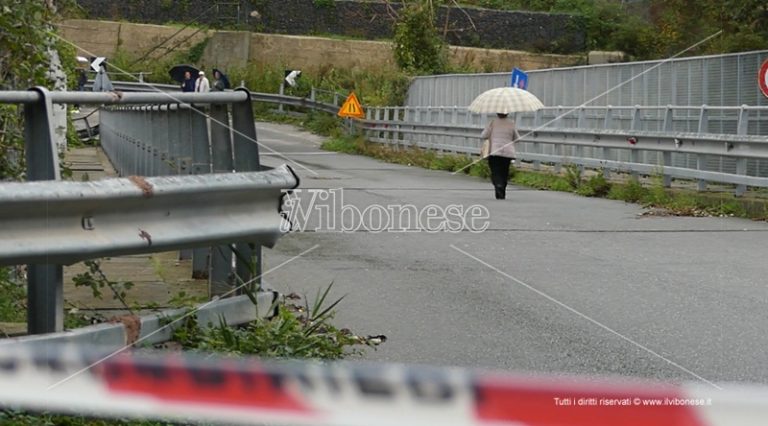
[608,177,648,203]
[578,171,611,197]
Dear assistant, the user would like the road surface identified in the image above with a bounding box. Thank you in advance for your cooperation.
[258,121,768,388]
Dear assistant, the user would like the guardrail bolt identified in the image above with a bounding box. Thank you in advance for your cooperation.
[82,216,95,230]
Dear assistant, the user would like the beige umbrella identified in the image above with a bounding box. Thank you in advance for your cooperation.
[468,87,544,114]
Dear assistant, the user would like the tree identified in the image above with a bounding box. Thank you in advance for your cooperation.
[392,0,448,74]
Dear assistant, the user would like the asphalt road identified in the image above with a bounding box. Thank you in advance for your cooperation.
[257,121,768,388]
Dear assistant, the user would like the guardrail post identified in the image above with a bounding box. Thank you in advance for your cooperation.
[190,107,212,279]
[366,108,373,141]
[661,106,673,188]
[232,89,262,292]
[374,108,381,143]
[178,106,194,261]
[628,106,640,179]
[209,103,235,296]
[24,87,63,334]
[310,87,316,102]
[532,109,542,170]
[383,107,391,145]
[696,107,709,191]
[278,82,285,113]
[601,106,613,177]
[735,106,749,196]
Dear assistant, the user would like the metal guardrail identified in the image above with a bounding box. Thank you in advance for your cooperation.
[0,166,297,266]
[0,87,291,335]
[0,292,278,349]
[362,105,768,195]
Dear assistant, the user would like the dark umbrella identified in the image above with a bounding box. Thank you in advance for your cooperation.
[169,64,200,83]
[212,68,231,89]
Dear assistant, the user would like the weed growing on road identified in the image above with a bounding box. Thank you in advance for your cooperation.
[171,283,378,359]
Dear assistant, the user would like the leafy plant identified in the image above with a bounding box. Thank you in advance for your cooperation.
[0,268,25,324]
[72,260,135,313]
[563,164,582,190]
[576,170,611,197]
[608,177,648,203]
[172,283,378,359]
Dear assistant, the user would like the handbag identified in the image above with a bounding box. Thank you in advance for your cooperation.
[480,139,490,158]
[480,120,493,158]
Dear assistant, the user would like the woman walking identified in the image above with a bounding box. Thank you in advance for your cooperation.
[481,113,520,200]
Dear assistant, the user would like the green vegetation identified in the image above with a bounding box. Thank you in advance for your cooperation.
[321,134,768,220]
[393,1,448,74]
[456,0,768,59]
[0,269,25,325]
[172,284,371,359]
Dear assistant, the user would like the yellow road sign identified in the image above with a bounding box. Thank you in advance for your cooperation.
[337,92,365,119]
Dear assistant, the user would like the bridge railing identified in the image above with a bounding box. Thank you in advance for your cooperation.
[84,80,768,193]
[362,105,768,195]
[0,88,298,335]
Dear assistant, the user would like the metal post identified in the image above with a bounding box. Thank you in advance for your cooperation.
[177,107,193,261]
[209,103,234,296]
[278,82,285,113]
[735,106,749,196]
[532,109,542,170]
[190,107,212,279]
[231,90,262,292]
[601,106,613,177]
[24,87,63,334]
[661,106,673,188]
[696,107,709,191]
[628,106,640,178]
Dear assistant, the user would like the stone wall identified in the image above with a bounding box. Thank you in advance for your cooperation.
[71,0,586,53]
[57,19,581,74]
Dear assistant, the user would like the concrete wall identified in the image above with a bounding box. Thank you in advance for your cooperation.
[72,0,587,53]
[55,19,211,59]
[57,19,581,74]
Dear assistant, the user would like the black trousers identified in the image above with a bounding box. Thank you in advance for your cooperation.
[487,155,512,199]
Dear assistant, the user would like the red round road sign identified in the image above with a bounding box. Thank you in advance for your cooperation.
[759,59,768,98]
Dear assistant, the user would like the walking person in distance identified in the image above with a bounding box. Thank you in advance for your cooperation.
[481,113,520,200]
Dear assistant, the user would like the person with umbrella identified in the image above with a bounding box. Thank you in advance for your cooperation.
[211,68,231,91]
[480,113,520,200]
[168,64,199,92]
[181,71,195,92]
[469,87,544,200]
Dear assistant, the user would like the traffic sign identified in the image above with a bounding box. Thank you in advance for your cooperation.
[759,59,768,98]
[338,91,365,119]
[510,67,528,90]
[90,56,106,72]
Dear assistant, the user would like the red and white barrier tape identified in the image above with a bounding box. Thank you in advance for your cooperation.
[0,344,765,425]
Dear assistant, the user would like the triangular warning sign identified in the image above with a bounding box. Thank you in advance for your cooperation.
[337,91,365,119]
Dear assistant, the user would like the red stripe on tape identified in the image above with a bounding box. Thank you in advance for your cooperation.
[100,355,312,414]
[474,378,709,426]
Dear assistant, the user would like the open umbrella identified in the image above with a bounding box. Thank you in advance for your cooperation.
[468,87,544,114]
[169,64,200,83]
